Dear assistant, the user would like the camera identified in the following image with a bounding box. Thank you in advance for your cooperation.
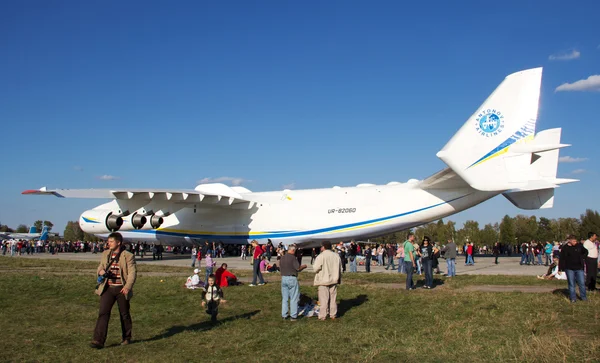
[97,271,112,284]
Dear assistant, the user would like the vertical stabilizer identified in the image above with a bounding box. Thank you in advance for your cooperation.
[436,67,543,191]
[40,226,49,241]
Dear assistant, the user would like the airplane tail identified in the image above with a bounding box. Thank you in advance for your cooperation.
[436,67,577,209]
[39,226,49,241]
[29,226,37,234]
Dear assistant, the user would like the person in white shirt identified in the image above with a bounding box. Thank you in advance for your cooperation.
[582,232,598,291]
[185,268,202,289]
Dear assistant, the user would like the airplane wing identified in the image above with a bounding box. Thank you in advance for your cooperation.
[22,183,254,207]
[418,167,471,190]
[0,232,40,239]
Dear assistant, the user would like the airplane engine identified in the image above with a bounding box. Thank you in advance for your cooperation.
[130,212,147,230]
[150,214,164,229]
[80,210,124,234]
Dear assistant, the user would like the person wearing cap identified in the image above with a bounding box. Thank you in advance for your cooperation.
[185,268,202,289]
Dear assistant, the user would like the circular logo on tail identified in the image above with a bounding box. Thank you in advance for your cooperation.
[475,109,505,137]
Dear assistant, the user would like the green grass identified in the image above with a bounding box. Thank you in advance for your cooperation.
[0,258,598,362]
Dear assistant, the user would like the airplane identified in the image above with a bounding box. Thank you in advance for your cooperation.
[0,226,50,241]
[22,67,577,247]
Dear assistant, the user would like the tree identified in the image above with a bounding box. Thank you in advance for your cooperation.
[537,217,553,242]
[499,215,516,246]
[64,221,84,241]
[557,217,580,240]
[431,219,444,242]
[514,215,538,244]
[16,224,29,233]
[446,220,456,241]
[579,209,600,239]
[43,220,54,232]
[33,220,43,232]
[463,220,480,243]
[480,223,498,246]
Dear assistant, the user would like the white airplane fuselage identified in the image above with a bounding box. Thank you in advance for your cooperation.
[26,67,574,245]
[92,184,499,246]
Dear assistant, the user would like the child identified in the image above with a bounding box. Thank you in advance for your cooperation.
[205,254,216,283]
[201,274,227,322]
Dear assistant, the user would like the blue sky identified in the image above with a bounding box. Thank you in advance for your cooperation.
[1,0,598,234]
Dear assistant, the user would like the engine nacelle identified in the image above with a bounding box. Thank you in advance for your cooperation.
[130,212,147,230]
[80,210,124,234]
[150,214,164,229]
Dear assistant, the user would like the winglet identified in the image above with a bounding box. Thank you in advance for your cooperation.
[22,187,64,197]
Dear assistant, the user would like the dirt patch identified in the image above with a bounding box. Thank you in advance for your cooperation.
[463,285,556,293]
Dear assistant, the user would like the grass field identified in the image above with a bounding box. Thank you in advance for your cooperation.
[1,256,598,362]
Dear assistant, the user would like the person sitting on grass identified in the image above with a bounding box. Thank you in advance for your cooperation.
[260,255,269,273]
[201,274,227,323]
[185,268,203,289]
[214,263,239,287]
[537,257,566,280]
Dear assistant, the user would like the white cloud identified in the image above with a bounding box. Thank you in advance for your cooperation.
[73,166,84,172]
[282,182,296,190]
[96,175,120,180]
[555,75,600,92]
[571,169,586,175]
[548,49,580,61]
[558,156,588,163]
[197,177,249,186]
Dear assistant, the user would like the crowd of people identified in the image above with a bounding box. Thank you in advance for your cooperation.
[4,229,597,348]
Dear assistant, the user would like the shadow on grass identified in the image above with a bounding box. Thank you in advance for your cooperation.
[138,310,261,343]
[412,277,445,289]
[336,294,368,317]
[552,288,570,299]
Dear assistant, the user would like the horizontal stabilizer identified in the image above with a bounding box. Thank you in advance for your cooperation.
[509,143,570,154]
[503,188,554,210]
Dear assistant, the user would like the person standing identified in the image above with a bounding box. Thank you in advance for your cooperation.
[441,238,457,277]
[493,242,500,265]
[191,247,197,267]
[420,237,433,289]
[559,235,588,303]
[364,245,371,273]
[385,243,396,270]
[280,244,307,320]
[544,241,553,266]
[348,241,358,272]
[403,233,417,290]
[250,240,266,286]
[90,232,137,349]
[313,241,342,320]
[583,232,598,292]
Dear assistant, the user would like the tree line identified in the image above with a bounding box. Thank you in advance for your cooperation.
[0,220,54,233]
[371,209,600,247]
